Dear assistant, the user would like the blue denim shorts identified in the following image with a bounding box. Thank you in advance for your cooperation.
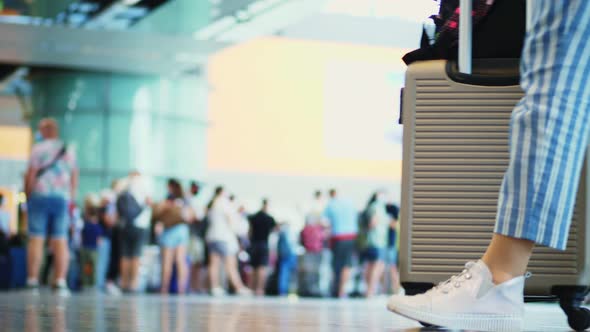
[362,246,387,263]
[27,195,69,238]
[386,246,398,265]
[159,224,190,248]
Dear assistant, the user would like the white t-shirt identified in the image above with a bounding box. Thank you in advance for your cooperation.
[188,194,206,221]
[306,198,327,225]
[206,197,239,251]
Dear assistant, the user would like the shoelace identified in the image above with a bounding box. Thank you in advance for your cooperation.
[428,261,476,295]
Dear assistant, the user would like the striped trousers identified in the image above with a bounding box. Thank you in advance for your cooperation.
[495,1,590,250]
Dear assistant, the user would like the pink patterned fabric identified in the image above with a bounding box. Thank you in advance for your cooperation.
[29,139,77,198]
[440,0,496,39]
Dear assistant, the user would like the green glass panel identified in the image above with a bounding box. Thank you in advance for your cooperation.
[42,72,106,113]
[133,0,211,35]
[77,173,104,200]
[60,113,105,171]
[106,113,133,172]
[108,75,160,113]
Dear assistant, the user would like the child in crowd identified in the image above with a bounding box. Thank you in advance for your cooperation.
[80,195,102,289]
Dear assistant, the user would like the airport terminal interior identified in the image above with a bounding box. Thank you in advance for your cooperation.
[0,0,588,331]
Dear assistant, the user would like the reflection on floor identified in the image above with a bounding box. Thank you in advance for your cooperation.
[0,291,573,332]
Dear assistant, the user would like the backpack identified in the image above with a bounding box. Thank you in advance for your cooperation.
[300,224,324,253]
[116,191,143,226]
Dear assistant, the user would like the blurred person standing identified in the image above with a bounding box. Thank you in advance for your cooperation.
[248,199,277,296]
[299,214,326,297]
[80,194,102,290]
[187,181,207,293]
[0,193,11,255]
[116,171,151,293]
[205,186,251,296]
[308,190,326,222]
[362,191,390,298]
[385,202,401,295]
[104,180,125,295]
[277,221,297,296]
[153,179,193,294]
[96,190,117,292]
[323,189,358,298]
[24,118,78,296]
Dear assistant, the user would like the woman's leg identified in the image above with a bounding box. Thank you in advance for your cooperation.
[190,263,203,292]
[208,253,221,290]
[160,247,174,294]
[120,258,130,290]
[255,267,267,296]
[372,261,385,296]
[248,267,257,292]
[175,245,188,294]
[129,257,141,291]
[365,261,376,298]
[388,264,401,293]
[482,234,535,284]
[224,254,245,291]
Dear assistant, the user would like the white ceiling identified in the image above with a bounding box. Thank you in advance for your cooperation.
[0,22,227,75]
[280,13,423,49]
[279,0,437,48]
[196,0,435,48]
[0,0,436,75]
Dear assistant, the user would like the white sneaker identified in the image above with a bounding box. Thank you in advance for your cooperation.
[236,288,253,297]
[211,287,226,297]
[106,282,122,296]
[52,281,71,298]
[387,260,524,332]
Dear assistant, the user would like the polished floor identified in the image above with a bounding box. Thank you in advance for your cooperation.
[0,291,574,332]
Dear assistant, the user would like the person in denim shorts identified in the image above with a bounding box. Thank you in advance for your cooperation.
[25,118,78,296]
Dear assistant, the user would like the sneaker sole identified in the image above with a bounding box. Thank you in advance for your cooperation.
[387,301,523,332]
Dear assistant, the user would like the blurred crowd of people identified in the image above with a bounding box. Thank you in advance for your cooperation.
[27,178,402,299]
[10,117,402,299]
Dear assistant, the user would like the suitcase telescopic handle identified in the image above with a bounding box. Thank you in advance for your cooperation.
[458,0,473,74]
[459,0,533,75]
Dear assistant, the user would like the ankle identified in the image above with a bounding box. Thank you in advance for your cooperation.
[489,269,520,284]
[481,259,523,284]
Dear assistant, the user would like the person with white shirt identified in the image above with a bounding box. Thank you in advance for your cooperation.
[116,171,151,293]
[205,186,251,297]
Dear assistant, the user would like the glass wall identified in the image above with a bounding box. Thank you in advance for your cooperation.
[29,69,208,200]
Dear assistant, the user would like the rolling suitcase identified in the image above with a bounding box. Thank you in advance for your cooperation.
[399,0,590,330]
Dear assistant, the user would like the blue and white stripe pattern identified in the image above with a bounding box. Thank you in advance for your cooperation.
[495,1,590,250]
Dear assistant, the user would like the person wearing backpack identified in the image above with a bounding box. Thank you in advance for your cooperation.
[24,118,78,296]
[116,171,151,293]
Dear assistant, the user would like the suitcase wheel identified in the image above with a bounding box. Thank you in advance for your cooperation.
[566,307,590,332]
[552,285,590,332]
